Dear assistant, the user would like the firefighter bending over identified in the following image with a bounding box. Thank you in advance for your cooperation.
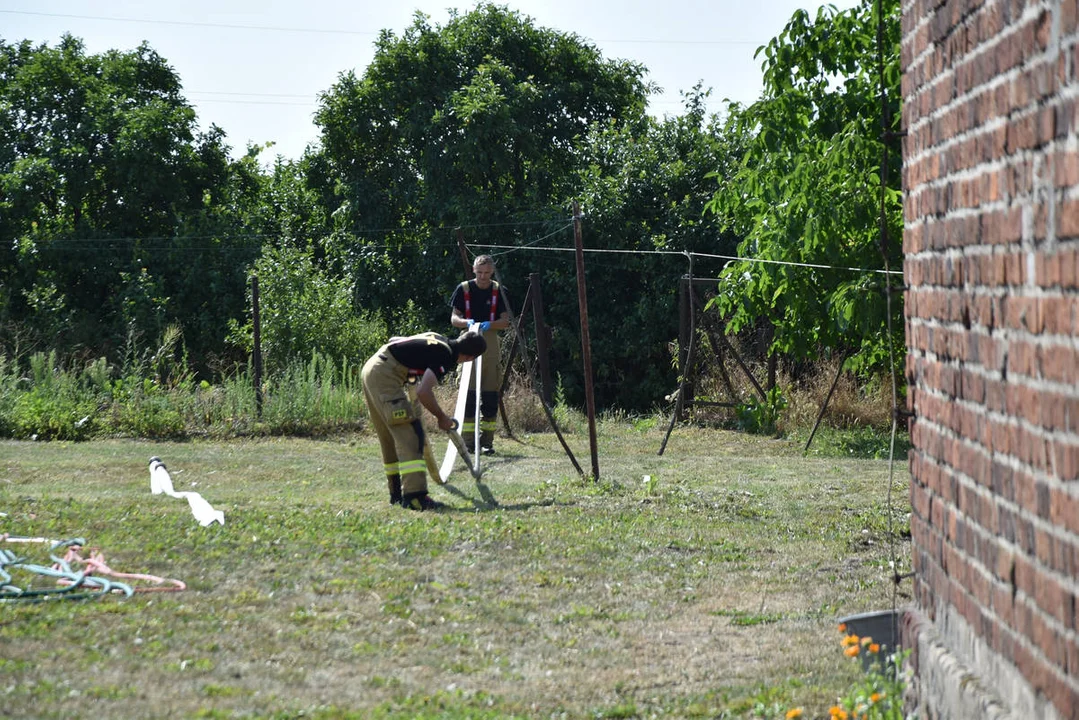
[362,330,486,511]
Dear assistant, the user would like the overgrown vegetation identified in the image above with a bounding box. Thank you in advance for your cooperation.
[0,349,368,440]
[0,343,906,456]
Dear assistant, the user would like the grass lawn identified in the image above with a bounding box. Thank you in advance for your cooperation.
[0,421,911,719]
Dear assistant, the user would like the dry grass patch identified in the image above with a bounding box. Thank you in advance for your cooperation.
[0,421,911,719]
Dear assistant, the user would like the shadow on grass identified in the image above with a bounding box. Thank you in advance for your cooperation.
[438,481,563,513]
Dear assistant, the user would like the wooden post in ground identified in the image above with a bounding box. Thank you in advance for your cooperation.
[251,274,263,419]
[573,202,599,480]
[659,262,699,456]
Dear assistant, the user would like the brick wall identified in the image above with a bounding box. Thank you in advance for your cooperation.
[902,0,1079,717]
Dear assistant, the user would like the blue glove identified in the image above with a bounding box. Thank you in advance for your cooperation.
[478,321,491,333]
[466,318,476,328]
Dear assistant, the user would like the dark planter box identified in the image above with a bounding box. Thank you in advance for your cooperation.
[839,609,901,672]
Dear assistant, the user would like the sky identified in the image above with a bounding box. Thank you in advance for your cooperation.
[2,0,859,163]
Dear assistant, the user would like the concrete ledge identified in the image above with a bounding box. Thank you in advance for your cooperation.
[903,608,1017,720]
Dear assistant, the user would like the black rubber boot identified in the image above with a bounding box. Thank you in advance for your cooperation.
[401,491,445,512]
[387,475,402,506]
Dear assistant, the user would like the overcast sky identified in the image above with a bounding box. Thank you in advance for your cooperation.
[2,0,859,162]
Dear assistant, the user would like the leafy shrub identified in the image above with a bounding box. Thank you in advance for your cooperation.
[99,375,172,438]
[113,392,186,439]
[228,245,387,373]
[8,351,100,440]
[735,385,787,435]
[11,387,97,441]
[389,298,429,338]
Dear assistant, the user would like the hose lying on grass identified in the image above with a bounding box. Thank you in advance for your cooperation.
[0,534,185,602]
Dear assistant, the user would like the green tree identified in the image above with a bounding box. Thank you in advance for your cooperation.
[0,35,265,369]
[531,89,743,409]
[252,155,329,255]
[229,245,385,373]
[705,0,903,376]
[309,3,652,328]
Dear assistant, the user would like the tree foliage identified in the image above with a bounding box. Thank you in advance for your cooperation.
[536,89,742,409]
[308,3,653,332]
[228,245,386,373]
[314,3,650,227]
[0,1,906,418]
[0,35,264,368]
[705,0,903,376]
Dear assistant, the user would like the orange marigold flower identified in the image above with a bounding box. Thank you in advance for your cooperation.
[786,709,804,719]
[860,636,874,647]
[842,634,860,647]
[838,622,847,633]
[844,645,860,657]
[829,707,849,719]
[869,643,881,654]
[870,692,885,703]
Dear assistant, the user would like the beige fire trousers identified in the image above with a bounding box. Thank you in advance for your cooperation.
[361,347,428,497]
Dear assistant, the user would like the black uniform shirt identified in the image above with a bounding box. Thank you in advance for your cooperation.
[450,280,510,321]
[387,332,457,382]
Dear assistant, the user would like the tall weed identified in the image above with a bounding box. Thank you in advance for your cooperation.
[0,350,370,440]
[213,366,258,435]
[0,355,20,436]
[259,351,365,435]
[0,340,904,448]
[9,351,100,440]
[107,377,186,439]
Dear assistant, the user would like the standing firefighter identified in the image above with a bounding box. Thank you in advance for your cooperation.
[449,255,512,454]
[362,330,487,511]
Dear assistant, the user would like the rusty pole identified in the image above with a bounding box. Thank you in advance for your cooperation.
[573,202,599,480]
